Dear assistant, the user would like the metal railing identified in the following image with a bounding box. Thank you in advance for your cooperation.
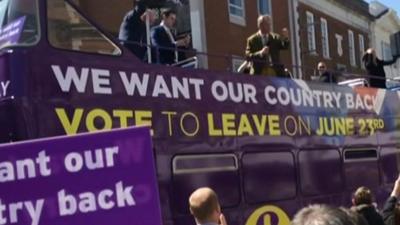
[118,39,400,89]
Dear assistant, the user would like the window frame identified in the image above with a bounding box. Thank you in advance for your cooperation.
[320,17,330,59]
[46,0,122,57]
[298,149,344,196]
[257,0,272,15]
[348,30,356,67]
[172,153,238,175]
[342,147,380,188]
[242,151,297,203]
[343,148,378,163]
[306,11,316,54]
[231,56,245,73]
[171,153,241,212]
[382,41,392,61]
[359,34,365,68]
[228,0,246,26]
[0,0,41,49]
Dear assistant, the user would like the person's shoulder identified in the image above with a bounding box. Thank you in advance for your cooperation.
[123,10,136,19]
[247,32,259,41]
[151,25,164,33]
[269,32,281,39]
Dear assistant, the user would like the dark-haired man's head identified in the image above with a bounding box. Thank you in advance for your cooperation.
[352,187,373,206]
[162,9,177,29]
[291,204,355,225]
[189,187,221,224]
[134,0,147,13]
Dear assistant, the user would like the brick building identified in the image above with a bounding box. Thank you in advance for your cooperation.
[188,0,294,73]
[369,1,400,86]
[295,0,372,79]
[71,0,294,74]
[72,0,376,80]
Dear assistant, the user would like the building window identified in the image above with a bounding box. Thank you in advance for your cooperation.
[320,18,330,59]
[232,57,245,73]
[258,0,271,15]
[306,11,316,54]
[228,0,246,26]
[348,30,356,67]
[382,41,392,61]
[359,34,365,67]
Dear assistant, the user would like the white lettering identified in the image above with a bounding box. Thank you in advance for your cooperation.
[58,189,77,216]
[264,86,277,105]
[1,81,10,97]
[119,72,149,96]
[211,81,228,102]
[51,65,89,93]
[24,200,44,225]
[152,75,172,98]
[346,93,354,109]
[243,84,258,104]
[91,69,112,94]
[188,78,204,100]
[171,76,190,99]
[98,190,114,210]
[78,192,97,213]
[116,181,135,207]
[64,152,84,173]
[58,181,135,216]
[0,199,44,225]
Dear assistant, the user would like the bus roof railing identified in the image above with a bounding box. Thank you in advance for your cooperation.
[117,39,400,88]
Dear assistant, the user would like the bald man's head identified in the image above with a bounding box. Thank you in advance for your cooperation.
[189,187,221,224]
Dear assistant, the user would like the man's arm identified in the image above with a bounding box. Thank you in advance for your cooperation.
[382,57,398,66]
[245,36,268,61]
[382,175,400,225]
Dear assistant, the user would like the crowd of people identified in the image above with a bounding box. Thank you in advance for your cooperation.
[188,176,400,225]
[118,0,399,89]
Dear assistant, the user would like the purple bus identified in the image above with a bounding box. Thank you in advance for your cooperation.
[0,0,399,225]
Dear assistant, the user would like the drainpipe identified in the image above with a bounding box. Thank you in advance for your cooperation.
[288,0,302,79]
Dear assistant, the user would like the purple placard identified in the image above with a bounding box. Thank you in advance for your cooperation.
[0,16,26,47]
[0,126,162,225]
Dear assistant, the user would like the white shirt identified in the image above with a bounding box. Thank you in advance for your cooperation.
[259,31,269,46]
[161,21,178,63]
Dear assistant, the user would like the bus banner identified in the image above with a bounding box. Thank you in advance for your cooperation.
[0,126,162,225]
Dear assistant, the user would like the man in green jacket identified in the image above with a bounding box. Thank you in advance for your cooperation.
[246,15,290,77]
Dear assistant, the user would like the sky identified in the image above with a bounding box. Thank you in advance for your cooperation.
[366,0,400,15]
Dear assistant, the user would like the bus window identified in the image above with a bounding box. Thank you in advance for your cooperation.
[380,147,400,184]
[0,0,40,48]
[242,151,296,203]
[47,0,121,56]
[299,149,343,196]
[172,154,239,214]
[343,149,379,188]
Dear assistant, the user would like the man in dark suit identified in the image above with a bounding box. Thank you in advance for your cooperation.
[246,15,290,77]
[317,62,338,84]
[118,0,156,61]
[151,9,190,65]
